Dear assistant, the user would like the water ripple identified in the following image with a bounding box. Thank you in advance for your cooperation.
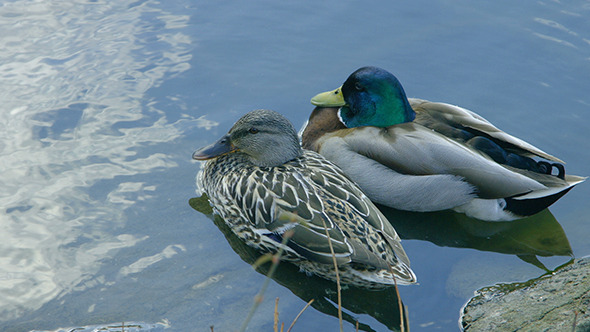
[0,0,193,322]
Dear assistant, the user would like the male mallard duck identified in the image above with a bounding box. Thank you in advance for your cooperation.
[302,66,585,221]
[192,109,416,288]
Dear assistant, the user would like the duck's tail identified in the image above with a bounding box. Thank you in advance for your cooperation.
[505,174,586,217]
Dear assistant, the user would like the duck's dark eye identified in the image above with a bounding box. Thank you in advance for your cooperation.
[248,127,259,134]
[354,82,363,91]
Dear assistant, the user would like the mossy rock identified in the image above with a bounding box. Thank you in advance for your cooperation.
[461,257,590,331]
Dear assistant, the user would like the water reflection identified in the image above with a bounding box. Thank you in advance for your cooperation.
[0,0,192,324]
[31,321,170,332]
[189,192,573,330]
[378,206,572,271]
[1,0,587,330]
[189,195,407,332]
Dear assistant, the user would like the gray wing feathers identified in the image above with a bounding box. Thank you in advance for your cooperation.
[317,132,478,211]
[409,98,564,163]
[340,125,556,199]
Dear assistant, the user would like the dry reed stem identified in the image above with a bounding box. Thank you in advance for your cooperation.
[286,298,315,332]
[393,277,405,332]
[318,217,343,332]
[572,290,590,332]
[239,229,294,332]
[404,305,410,332]
[238,213,345,332]
[388,262,408,332]
[251,253,274,270]
[274,297,280,332]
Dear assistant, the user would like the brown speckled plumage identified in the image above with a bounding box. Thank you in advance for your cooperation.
[194,109,416,288]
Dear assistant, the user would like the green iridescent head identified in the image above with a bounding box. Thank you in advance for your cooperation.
[311,66,415,128]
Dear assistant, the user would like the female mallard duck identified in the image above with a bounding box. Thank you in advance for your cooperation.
[302,66,585,221]
[192,109,416,288]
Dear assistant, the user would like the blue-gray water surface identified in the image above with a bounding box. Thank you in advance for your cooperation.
[1,1,589,331]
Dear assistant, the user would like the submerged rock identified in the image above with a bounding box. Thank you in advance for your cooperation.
[460,257,590,331]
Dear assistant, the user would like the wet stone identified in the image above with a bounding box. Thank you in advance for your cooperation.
[460,257,590,332]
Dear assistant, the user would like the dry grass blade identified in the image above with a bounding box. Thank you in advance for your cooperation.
[318,218,343,332]
[252,253,274,270]
[239,229,295,332]
[274,297,280,332]
[286,298,315,332]
[389,263,408,332]
[572,310,578,332]
[404,305,410,332]
[572,290,590,332]
[394,277,405,332]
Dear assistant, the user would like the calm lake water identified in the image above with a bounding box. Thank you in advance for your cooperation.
[1,1,589,331]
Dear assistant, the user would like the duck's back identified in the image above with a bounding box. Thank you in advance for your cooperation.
[199,150,417,287]
[410,98,564,163]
